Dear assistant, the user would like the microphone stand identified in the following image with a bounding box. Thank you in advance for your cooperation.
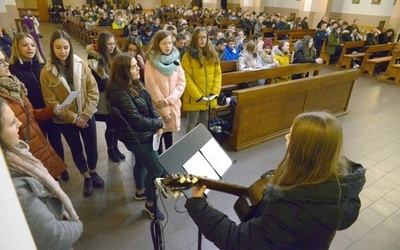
[111,108,164,250]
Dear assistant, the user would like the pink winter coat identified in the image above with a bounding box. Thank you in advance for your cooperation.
[144,62,186,132]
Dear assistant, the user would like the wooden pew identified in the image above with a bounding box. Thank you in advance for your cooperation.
[220,60,237,73]
[320,40,331,65]
[273,29,315,44]
[378,50,400,85]
[212,63,325,118]
[359,43,396,76]
[226,69,360,151]
[336,41,365,69]
[219,20,240,31]
[262,27,274,38]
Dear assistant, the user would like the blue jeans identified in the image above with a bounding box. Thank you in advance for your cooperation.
[125,141,163,203]
[57,117,98,174]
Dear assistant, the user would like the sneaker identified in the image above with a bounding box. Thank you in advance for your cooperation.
[134,191,146,200]
[83,178,93,197]
[144,203,164,220]
[89,172,105,188]
[353,63,360,69]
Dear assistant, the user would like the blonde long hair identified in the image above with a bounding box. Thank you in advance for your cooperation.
[272,111,345,190]
[10,32,44,65]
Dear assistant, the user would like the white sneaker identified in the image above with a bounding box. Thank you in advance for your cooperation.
[353,63,360,69]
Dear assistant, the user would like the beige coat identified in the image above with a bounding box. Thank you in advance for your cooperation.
[40,55,99,124]
[144,62,186,132]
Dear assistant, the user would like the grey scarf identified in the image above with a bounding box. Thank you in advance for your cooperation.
[148,48,180,77]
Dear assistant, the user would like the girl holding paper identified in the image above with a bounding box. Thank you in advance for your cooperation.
[40,31,104,197]
[145,30,186,154]
[181,27,222,133]
[9,32,68,181]
[0,49,67,178]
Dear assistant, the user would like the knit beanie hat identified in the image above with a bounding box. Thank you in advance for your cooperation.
[263,39,274,49]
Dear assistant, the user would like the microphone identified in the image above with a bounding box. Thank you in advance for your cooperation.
[162,61,180,66]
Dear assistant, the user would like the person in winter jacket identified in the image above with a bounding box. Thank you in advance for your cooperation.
[0,98,83,249]
[181,27,222,133]
[185,111,366,250]
[0,49,67,178]
[9,32,68,180]
[292,35,323,79]
[0,26,12,58]
[106,53,165,220]
[273,40,291,83]
[224,37,240,61]
[40,31,104,197]
[314,22,329,57]
[87,31,125,163]
[145,30,186,155]
[326,27,343,63]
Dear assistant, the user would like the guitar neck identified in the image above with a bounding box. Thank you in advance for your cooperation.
[196,178,248,197]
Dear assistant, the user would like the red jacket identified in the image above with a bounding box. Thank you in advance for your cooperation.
[0,93,66,177]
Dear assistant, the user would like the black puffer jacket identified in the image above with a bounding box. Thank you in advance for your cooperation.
[107,83,163,144]
[185,161,366,250]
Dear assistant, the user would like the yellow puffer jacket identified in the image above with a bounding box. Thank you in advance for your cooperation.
[181,53,222,111]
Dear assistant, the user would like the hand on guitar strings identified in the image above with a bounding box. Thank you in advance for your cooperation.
[192,185,207,198]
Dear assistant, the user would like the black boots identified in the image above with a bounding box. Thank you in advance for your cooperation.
[108,147,126,163]
[84,172,105,197]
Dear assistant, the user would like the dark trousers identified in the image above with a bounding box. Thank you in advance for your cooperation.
[125,141,163,203]
[57,117,98,174]
[40,120,64,160]
[157,132,173,154]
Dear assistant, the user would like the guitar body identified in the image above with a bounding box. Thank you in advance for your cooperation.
[234,177,272,222]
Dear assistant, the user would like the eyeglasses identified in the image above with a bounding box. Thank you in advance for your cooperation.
[0,59,8,67]
[197,36,208,40]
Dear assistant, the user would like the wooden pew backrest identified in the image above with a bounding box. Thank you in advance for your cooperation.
[226,69,360,151]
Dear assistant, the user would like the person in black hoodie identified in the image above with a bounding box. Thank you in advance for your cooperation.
[9,32,68,180]
[185,111,366,250]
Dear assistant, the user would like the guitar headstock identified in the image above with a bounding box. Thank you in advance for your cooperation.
[154,173,200,199]
[160,173,199,191]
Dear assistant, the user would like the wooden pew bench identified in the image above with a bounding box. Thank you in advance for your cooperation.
[212,63,325,118]
[359,43,396,76]
[219,20,240,32]
[336,41,365,69]
[273,29,316,45]
[378,50,400,85]
[320,40,331,65]
[225,69,360,151]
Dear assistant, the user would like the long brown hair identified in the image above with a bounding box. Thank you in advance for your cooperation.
[146,30,172,60]
[301,35,316,59]
[186,27,219,67]
[122,36,146,61]
[10,32,44,65]
[97,31,120,76]
[49,30,74,79]
[106,53,143,98]
[272,111,345,190]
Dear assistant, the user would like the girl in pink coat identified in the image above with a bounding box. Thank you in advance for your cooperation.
[145,30,186,153]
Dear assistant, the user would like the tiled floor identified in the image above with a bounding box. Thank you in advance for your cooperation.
[39,22,400,249]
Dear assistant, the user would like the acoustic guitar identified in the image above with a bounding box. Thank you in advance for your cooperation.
[156,173,272,222]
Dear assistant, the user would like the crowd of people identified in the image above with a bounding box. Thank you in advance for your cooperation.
[0,2,374,249]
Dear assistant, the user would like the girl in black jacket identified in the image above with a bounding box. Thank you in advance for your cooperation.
[9,32,67,180]
[106,53,165,220]
[185,111,366,250]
